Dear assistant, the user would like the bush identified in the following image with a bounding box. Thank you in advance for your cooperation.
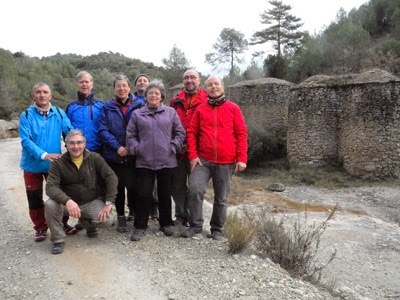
[256,205,337,281]
[247,124,286,164]
[225,210,257,254]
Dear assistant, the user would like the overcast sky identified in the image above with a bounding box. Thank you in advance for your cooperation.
[1,0,368,75]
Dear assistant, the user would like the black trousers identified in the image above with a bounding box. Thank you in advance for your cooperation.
[107,160,137,216]
[134,168,175,229]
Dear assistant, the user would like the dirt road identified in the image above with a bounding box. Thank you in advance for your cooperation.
[1,137,400,300]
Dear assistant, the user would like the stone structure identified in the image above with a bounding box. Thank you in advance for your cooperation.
[288,69,400,179]
[227,78,293,146]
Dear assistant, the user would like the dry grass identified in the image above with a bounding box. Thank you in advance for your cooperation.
[224,210,258,254]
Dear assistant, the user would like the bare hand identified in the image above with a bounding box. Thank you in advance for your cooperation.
[44,153,61,162]
[235,162,247,172]
[98,204,112,222]
[117,146,128,157]
[190,157,202,172]
[66,199,81,218]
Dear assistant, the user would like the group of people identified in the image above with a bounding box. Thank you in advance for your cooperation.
[19,69,248,255]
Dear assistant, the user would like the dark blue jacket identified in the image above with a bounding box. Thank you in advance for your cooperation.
[99,93,144,164]
[66,92,103,152]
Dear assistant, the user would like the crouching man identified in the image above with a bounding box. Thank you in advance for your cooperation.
[45,129,118,254]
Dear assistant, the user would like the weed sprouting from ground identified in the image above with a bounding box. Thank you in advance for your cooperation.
[255,204,338,281]
[225,209,257,254]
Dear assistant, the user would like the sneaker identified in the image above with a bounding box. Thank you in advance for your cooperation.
[130,228,146,241]
[63,224,78,235]
[86,228,98,238]
[181,227,202,238]
[161,226,174,236]
[34,230,47,242]
[117,216,128,233]
[211,231,223,241]
[51,242,65,254]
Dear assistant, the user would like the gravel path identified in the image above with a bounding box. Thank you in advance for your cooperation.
[1,137,400,300]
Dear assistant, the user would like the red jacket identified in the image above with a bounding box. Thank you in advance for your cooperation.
[170,88,208,160]
[187,100,248,164]
[170,88,208,130]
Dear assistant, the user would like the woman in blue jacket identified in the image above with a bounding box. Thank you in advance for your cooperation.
[98,75,144,233]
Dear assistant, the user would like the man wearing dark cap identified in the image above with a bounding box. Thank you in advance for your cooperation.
[133,74,150,104]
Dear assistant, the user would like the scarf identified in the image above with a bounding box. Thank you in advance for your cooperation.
[207,94,226,106]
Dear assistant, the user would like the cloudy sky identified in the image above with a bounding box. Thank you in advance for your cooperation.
[1,0,368,75]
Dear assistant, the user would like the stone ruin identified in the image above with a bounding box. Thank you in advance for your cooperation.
[222,69,400,179]
[227,78,293,142]
[288,69,400,179]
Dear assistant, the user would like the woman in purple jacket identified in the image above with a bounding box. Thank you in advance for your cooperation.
[126,80,185,241]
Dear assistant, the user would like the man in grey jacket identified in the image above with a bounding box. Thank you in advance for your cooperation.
[45,129,118,254]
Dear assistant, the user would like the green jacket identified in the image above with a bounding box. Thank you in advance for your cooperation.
[46,150,118,205]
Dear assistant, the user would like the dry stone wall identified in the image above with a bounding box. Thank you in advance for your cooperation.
[227,78,293,139]
[288,69,400,179]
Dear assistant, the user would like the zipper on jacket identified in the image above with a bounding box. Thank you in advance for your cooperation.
[213,106,218,162]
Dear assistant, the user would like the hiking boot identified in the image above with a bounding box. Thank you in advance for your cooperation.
[211,231,223,241]
[127,212,134,222]
[75,219,84,231]
[86,228,98,238]
[173,217,189,227]
[51,242,65,254]
[34,230,47,242]
[181,227,202,238]
[117,216,128,233]
[150,207,159,221]
[63,224,78,235]
[130,228,146,241]
[161,226,174,237]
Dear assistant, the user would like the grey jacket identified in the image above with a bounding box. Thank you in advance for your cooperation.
[126,103,185,170]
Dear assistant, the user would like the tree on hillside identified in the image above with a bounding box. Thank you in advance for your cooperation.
[250,0,303,78]
[205,28,248,75]
[162,45,191,87]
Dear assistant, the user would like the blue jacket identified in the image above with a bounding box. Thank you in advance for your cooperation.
[98,93,144,164]
[126,103,186,170]
[19,105,73,173]
[65,92,103,152]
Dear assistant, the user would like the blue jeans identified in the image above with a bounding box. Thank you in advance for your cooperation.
[188,158,235,233]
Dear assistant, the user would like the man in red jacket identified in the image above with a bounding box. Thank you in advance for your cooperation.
[182,75,248,240]
[170,69,207,226]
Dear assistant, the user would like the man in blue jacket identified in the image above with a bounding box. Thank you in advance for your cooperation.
[65,71,103,153]
[19,82,74,242]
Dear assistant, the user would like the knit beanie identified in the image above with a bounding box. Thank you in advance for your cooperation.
[134,74,150,85]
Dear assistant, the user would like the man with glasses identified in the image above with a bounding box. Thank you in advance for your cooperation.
[45,129,118,254]
[169,70,207,227]
[19,82,74,243]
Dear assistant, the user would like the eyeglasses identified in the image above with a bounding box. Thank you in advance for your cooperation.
[67,141,85,146]
[183,75,197,81]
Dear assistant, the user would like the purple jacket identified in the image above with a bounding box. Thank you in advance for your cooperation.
[126,103,185,170]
